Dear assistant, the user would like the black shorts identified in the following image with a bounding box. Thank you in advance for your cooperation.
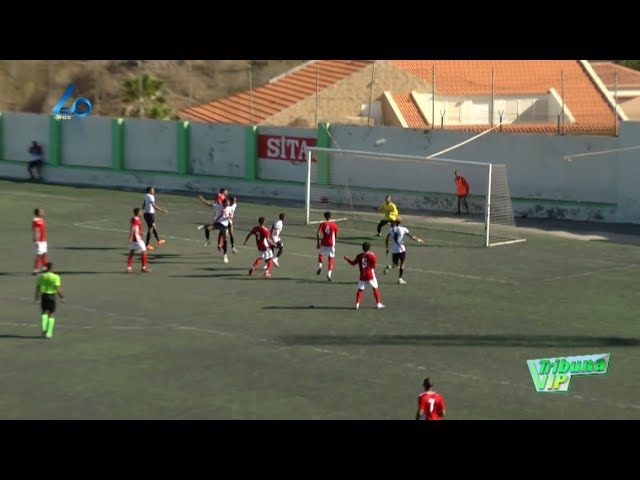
[143,213,156,228]
[41,294,56,314]
[392,252,406,265]
[28,160,43,168]
[214,223,228,235]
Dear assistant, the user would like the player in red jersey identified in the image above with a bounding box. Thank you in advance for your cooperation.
[32,208,48,275]
[197,187,228,249]
[343,241,384,309]
[127,208,151,273]
[416,377,446,420]
[316,211,339,281]
[244,217,276,278]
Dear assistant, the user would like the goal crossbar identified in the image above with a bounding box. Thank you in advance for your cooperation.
[307,147,491,167]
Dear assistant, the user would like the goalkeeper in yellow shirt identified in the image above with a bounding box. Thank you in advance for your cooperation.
[376,195,399,236]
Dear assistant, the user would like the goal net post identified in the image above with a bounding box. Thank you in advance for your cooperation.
[305,147,525,247]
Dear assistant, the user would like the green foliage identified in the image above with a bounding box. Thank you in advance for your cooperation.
[121,73,173,120]
[619,60,640,71]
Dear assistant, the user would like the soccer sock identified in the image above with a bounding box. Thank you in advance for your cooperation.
[377,221,384,234]
[328,257,334,272]
[34,257,40,270]
[41,314,48,332]
[317,255,323,267]
[277,245,283,257]
[127,254,133,267]
[217,232,223,248]
[356,290,363,305]
[373,288,381,304]
[141,253,148,268]
[204,228,210,240]
[266,259,273,271]
[41,255,48,266]
[46,316,55,337]
[153,229,160,241]
[253,258,262,268]
[229,233,235,248]
[399,267,404,278]
[223,238,228,255]
[146,232,151,245]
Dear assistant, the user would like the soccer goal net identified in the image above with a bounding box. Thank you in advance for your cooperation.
[305,147,525,247]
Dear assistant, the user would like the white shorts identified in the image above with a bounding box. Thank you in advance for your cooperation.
[34,241,47,255]
[260,248,274,261]
[128,240,147,253]
[319,246,335,258]
[358,274,379,290]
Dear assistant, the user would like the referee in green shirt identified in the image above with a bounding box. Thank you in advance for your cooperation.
[34,262,65,339]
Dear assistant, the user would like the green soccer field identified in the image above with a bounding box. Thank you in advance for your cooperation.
[0,179,639,419]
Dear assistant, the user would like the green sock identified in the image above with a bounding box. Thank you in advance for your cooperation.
[46,317,55,338]
[41,314,48,332]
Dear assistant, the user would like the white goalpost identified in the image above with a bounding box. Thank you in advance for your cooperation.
[305,146,526,247]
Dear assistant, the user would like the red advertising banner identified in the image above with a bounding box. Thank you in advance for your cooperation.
[257,134,316,162]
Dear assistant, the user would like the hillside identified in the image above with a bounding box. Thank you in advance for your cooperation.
[0,60,306,119]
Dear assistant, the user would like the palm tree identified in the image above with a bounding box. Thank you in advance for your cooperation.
[121,74,173,119]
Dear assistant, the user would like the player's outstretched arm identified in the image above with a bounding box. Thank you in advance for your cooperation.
[343,256,356,265]
[197,195,213,207]
[153,202,168,214]
[408,233,424,243]
[243,232,252,245]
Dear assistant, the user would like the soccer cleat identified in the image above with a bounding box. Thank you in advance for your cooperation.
[383,265,391,275]
[376,232,382,237]
[316,268,322,275]
[197,225,205,231]
[398,278,407,284]
[146,245,155,250]
[217,245,222,252]
[204,241,210,247]
[355,304,360,310]
[141,267,152,273]
[157,240,166,246]
[126,266,132,273]
[377,303,385,309]
[327,272,332,281]
[263,272,272,278]
[223,254,229,264]
[249,267,255,276]
[273,258,279,268]
[33,269,39,276]
[232,247,239,254]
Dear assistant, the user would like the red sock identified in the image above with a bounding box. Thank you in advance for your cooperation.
[318,255,323,264]
[266,259,273,271]
[373,288,381,304]
[127,254,133,267]
[217,232,223,248]
[356,290,363,304]
[141,253,148,268]
[41,255,48,266]
[253,258,262,268]
[34,257,40,270]
[328,257,333,271]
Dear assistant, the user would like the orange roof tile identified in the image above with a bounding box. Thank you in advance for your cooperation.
[386,60,617,135]
[590,62,640,89]
[392,94,429,128]
[179,60,372,124]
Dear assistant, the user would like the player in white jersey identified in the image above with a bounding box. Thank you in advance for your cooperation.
[383,217,423,284]
[202,197,233,263]
[141,187,168,251]
[197,188,227,247]
[268,213,286,268]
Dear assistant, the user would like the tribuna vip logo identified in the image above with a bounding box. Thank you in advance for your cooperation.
[526,353,610,393]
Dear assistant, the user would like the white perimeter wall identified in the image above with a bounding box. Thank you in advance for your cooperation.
[190,122,245,178]
[124,118,177,172]
[61,117,112,168]
[2,112,49,162]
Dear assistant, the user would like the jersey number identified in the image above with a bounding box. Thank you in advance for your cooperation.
[361,258,368,268]
[428,398,435,413]
[256,232,262,240]
[324,226,331,235]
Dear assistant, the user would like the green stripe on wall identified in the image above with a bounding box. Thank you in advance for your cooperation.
[111,118,124,170]
[48,115,61,166]
[245,125,258,180]
[177,121,190,175]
